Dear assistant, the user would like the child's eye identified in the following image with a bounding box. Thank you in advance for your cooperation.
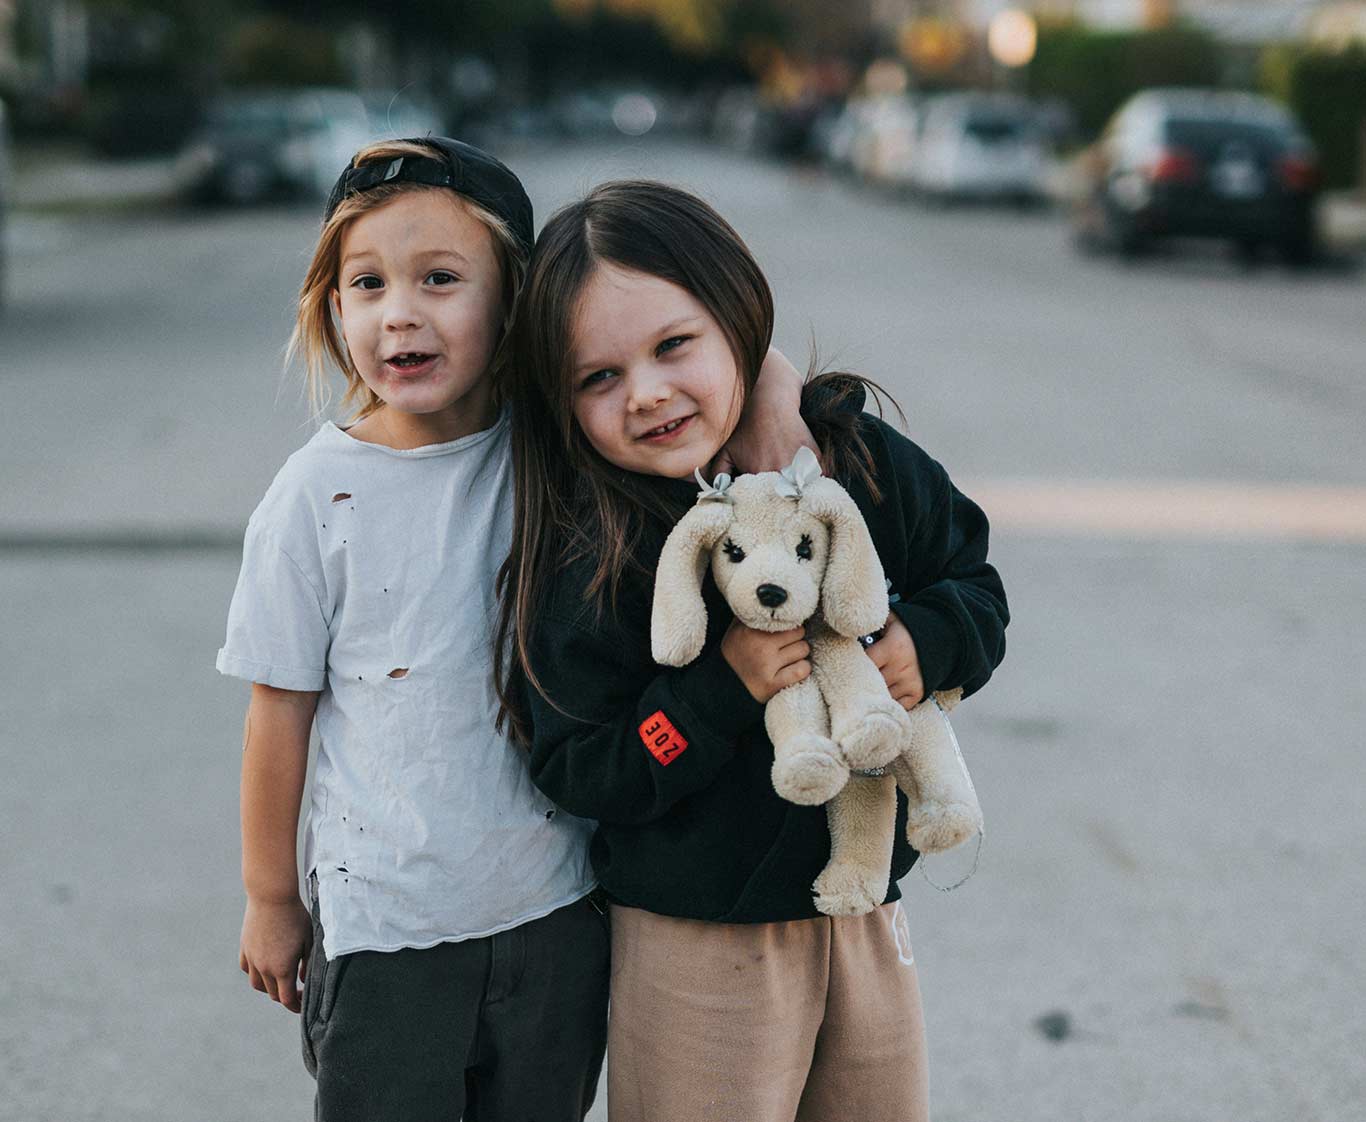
[580,369,617,389]
[350,275,383,291]
[426,270,460,286]
[796,534,813,561]
[656,335,691,357]
[722,538,745,563]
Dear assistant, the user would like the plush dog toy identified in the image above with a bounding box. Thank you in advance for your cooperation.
[651,448,983,916]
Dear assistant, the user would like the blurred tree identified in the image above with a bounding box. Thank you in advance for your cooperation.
[223,13,343,86]
[1026,21,1221,137]
[56,0,242,151]
[1271,44,1366,189]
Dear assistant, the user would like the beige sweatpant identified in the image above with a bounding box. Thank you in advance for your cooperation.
[606,901,928,1122]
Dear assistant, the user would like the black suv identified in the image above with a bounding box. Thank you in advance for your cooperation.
[1074,89,1320,262]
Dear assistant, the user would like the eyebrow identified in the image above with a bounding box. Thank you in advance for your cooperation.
[339,247,472,271]
[573,316,705,375]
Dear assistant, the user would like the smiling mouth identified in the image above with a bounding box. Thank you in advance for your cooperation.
[637,415,694,441]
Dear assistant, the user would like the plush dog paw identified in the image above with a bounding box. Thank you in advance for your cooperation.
[906,800,980,854]
[772,736,849,806]
[813,860,887,916]
[834,700,911,769]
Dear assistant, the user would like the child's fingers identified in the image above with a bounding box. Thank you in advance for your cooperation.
[865,637,895,670]
[773,660,811,691]
[276,972,302,1013]
[887,663,925,709]
[246,962,268,996]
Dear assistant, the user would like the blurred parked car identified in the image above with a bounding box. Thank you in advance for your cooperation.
[908,93,1051,204]
[361,95,444,144]
[176,88,371,205]
[848,95,922,186]
[1073,89,1320,262]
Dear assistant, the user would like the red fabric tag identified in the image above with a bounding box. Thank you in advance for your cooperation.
[639,710,688,766]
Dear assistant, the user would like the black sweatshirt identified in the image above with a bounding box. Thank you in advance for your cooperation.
[524,412,1009,923]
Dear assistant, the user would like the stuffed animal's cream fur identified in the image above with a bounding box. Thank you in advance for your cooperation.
[651,449,983,916]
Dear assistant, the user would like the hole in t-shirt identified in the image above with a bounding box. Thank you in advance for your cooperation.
[387,667,409,679]
[331,493,352,503]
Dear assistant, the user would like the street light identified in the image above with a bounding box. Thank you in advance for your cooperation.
[987,9,1038,70]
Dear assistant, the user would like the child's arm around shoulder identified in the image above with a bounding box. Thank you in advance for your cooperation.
[239,683,318,1014]
[867,417,1009,700]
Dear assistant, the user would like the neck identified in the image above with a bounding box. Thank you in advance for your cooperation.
[350,388,498,450]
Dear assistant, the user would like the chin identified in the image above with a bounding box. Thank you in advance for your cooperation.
[645,441,723,481]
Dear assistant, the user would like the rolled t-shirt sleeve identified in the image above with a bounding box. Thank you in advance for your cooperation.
[216,526,329,691]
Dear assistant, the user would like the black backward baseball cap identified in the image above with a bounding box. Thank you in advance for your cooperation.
[322,136,534,253]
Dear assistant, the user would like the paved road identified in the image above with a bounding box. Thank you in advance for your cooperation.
[2,139,1363,1121]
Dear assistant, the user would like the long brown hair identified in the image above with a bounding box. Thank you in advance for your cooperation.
[494,180,893,746]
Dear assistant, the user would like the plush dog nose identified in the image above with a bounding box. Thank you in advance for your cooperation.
[756,584,788,609]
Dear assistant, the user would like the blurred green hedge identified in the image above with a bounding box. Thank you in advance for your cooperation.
[1025,22,1221,137]
[1263,44,1366,190]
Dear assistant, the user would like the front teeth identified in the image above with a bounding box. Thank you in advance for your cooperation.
[648,418,685,437]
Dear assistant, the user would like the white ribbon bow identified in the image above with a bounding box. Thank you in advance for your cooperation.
[694,468,734,503]
[774,446,823,500]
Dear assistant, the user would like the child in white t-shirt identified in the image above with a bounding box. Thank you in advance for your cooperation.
[218,137,809,1121]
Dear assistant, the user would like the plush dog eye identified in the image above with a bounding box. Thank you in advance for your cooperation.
[722,538,746,563]
[796,534,813,561]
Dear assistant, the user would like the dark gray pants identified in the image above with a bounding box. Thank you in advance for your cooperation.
[302,893,610,1122]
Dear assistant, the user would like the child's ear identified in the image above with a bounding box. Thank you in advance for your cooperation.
[329,288,342,323]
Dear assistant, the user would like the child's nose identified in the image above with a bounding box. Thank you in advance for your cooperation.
[625,368,672,413]
[382,290,424,331]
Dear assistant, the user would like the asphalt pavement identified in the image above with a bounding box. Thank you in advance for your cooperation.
[2,138,1363,1122]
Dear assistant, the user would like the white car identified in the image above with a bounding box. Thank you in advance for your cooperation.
[908,93,1051,204]
[848,95,921,186]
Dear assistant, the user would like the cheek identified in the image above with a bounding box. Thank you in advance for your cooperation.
[445,292,504,353]
[695,347,744,425]
[336,298,377,363]
[572,395,618,457]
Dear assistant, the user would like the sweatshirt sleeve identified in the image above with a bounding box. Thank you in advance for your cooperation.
[878,425,1009,699]
[525,611,767,826]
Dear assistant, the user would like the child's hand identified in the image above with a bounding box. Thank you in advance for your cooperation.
[722,620,811,703]
[240,896,312,1014]
[865,614,924,710]
[710,346,817,476]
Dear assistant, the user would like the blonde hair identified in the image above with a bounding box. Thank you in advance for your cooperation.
[287,139,529,421]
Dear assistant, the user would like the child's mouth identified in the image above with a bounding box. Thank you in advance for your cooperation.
[385,352,437,375]
[638,415,694,443]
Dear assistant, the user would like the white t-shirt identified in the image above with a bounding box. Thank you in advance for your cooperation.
[217,414,594,957]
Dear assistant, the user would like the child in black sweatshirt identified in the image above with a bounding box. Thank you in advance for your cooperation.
[497,180,1008,1122]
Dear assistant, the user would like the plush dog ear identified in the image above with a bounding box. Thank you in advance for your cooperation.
[799,478,889,637]
[651,500,735,666]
